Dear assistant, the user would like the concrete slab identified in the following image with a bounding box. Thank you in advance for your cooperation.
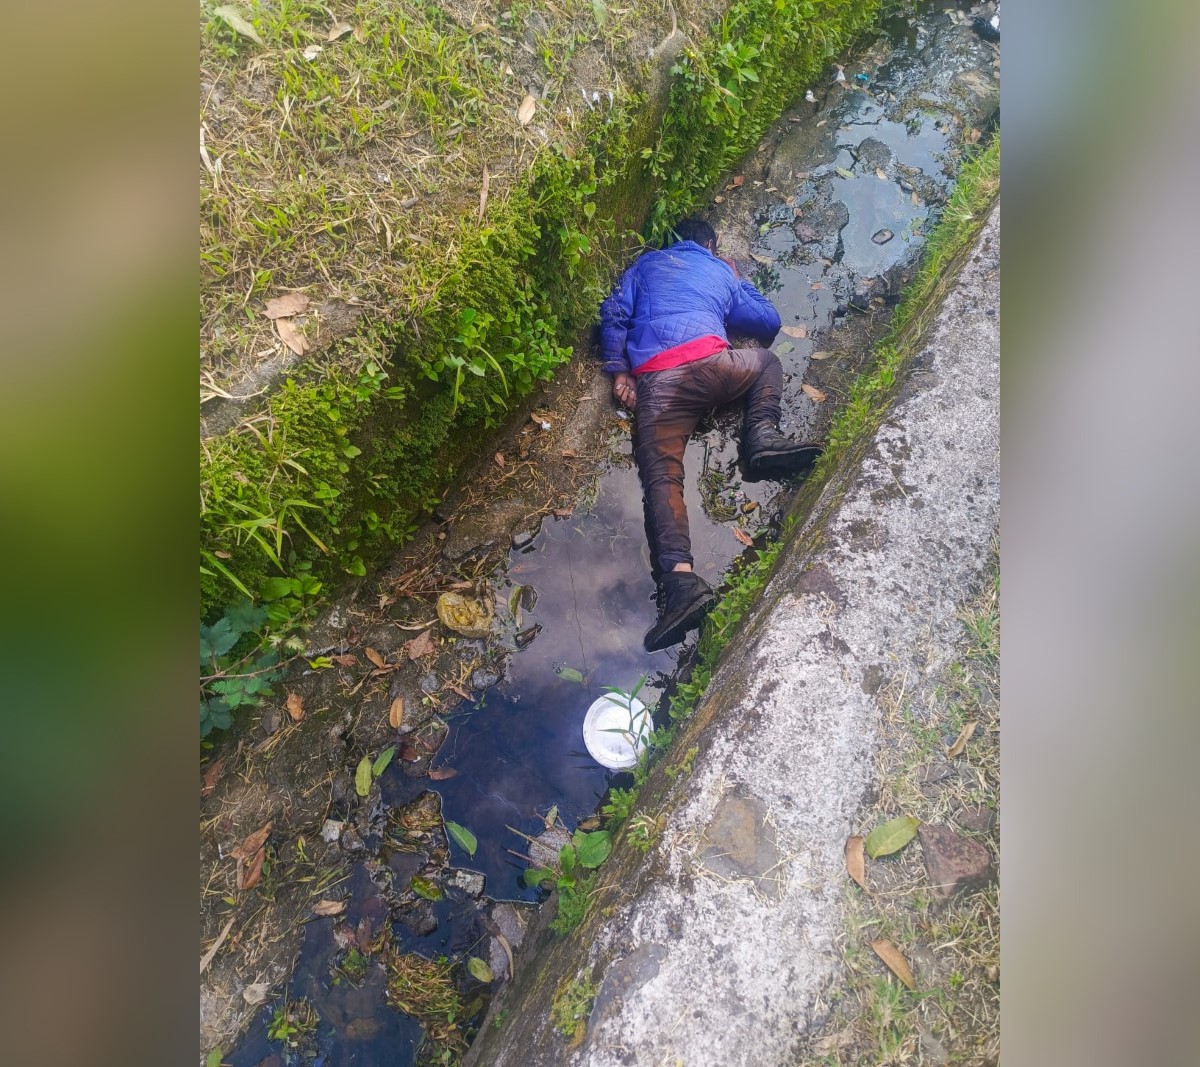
[465,203,999,1066]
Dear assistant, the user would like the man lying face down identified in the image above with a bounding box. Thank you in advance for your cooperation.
[598,217,823,652]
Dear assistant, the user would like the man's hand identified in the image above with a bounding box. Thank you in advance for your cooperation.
[719,255,740,279]
[612,372,637,410]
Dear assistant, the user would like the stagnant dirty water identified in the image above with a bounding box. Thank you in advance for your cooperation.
[227,4,998,1063]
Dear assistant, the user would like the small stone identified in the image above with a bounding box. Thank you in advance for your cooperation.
[918,823,994,903]
[871,228,894,244]
[471,669,501,691]
[529,826,571,868]
[953,803,997,834]
[920,761,955,785]
[339,825,366,852]
[447,868,486,898]
[511,530,535,550]
[261,707,283,735]
[320,819,344,843]
[986,963,999,983]
[515,624,542,649]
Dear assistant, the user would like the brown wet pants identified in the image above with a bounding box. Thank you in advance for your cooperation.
[633,346,783,576]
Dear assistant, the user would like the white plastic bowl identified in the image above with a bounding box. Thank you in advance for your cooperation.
[582,693,650,770]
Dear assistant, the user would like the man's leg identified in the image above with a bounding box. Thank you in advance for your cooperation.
[634,369,717,651]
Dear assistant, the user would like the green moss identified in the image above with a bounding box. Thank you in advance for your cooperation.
[550,974,598,1042]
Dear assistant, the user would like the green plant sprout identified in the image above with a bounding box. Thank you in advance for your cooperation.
[599,674,651,753]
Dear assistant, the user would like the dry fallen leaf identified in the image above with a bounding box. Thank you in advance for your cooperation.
[404,629,437,660]
[946,720,978,759]
[494,451,506,468]
[275,317,309,356]
[427,766,458,780]
[327,21,353,41]
[552,508,573,519]
[780,325,807,339]
[967,127,982,144]
[802,384,827,402]
[810,282,824,290]
[578,817,601,831]
[810,350,834,360]
[713,195,725,204]
[749,252,774,265]
[312,899,347,917]
[875,167,888,180]
[240,846,266,891]
[243,981,270,1005]
[364,647,387,669]
[561,448,579,458]
[911,190,921,205]
[302,44,323,61]
[845,835,867,889]
[517,94,536,125]
[201,759,224,800]
[731,175,745,187]
[264,293,310,319]
[871,939,916,990]
[816,119,827,127]
[231,821,274,862]
[333,653,358,668]
[478,164,490,221]
[388,696,405,730]
[285,691,304,722]
[213,5,264,46]
[732,527,754,547]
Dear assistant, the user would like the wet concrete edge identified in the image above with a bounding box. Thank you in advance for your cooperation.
[463,201,1000,1067]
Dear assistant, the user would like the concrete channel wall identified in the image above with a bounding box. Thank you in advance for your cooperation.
[465,204,1000,1066]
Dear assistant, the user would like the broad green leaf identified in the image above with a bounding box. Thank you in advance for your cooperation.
[836,167,855,180]
[467,956,494,983]
[206,1049,223,1067]
[573,830,612,868]
[592,0,607,28]
[372,746,396,777]
[213,5,264,45]
[559,843,577,874]
[446,820,478,857]
[556,665,586,685]
[411,875,442,901]
[864,815,920,858]
[523,866,556,887]
[260,577,294,601]
[354,755,373,797]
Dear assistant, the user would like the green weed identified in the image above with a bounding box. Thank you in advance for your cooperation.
[550,975,598,1042]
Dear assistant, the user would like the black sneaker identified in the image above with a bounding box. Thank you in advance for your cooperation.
[743,423,822,481]
[643,571,716,652]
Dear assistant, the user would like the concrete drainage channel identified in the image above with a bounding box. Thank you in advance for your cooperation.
[215,5,999,1065]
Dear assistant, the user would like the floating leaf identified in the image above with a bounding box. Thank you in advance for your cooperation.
[774,341,794,355]
[517,94,536,125]
[388,696,405,730]
[312,899,346,917]
[864,815,920,858]
[733,527,754,547]
[810,350,834,360]
[845,835,867,889]
[411,876,443,901]
[871,938,916,990]
[781,325,807,339]
[573,829,612,868]
[264,293,309,319]
[206,1049,223,1067]
[946,721,978,758]
[372,746,396,777]
[810,282,824,290]
[355,755,373,797]
[544,804,559,829]
[213,5,264,46]
[427,766,458,780]
[446,820,478,857]
[556,665,586,685]
[364,647,387,669]
[836,167,855,179]
[285,691,304,722]
[468,956,495,983]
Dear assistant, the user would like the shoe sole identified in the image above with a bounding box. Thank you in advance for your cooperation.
[643,592,717,653]
[745,445,822,481]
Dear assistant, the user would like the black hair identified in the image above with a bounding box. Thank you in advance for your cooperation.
[668,217,717,251]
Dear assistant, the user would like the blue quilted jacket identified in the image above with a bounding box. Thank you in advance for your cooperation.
[598,241,781,374]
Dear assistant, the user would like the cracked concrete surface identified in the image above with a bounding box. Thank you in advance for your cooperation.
[467,204,999,1067]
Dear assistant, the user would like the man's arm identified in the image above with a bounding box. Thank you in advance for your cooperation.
[725,278,782,347]
[599,265,638,407]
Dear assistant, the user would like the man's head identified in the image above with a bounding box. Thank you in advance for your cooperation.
[669,217,717,252]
